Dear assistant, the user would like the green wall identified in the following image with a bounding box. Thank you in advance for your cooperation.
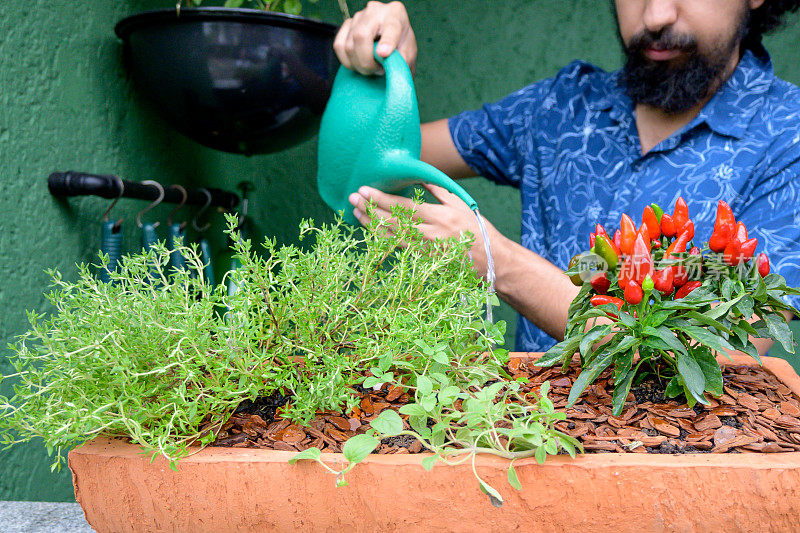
[1,0,799,501]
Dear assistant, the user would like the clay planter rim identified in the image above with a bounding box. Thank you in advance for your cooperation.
[68,354,800,532]
[70,354,800,469]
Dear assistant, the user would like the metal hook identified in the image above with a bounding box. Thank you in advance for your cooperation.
[136,180,165,228]
[192,188,213,233]
[167,185,188,228]
[236,181,254,230]
[101,175,125,228]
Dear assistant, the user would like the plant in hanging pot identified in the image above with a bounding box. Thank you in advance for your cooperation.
[115,0,349,154]
[0,201,584,530]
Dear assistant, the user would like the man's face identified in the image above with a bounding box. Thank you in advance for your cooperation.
[614,0,764,113]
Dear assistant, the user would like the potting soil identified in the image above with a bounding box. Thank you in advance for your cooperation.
[212,360,800,455]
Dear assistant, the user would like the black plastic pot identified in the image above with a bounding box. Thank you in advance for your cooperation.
[115,8,339,155]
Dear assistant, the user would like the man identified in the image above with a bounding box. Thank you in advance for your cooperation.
[336,0,800,354]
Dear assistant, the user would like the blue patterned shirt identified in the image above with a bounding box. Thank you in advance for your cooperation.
[449,46,800,352]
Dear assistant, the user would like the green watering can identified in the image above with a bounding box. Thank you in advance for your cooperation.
[317,47,477,225]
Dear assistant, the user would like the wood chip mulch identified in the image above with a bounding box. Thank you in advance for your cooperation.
[211,361,800,455]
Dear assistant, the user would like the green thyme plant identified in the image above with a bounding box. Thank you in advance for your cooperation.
[0,200,576,505]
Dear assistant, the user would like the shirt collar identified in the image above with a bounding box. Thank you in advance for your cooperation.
[590,44,775,140]
[699,44,774,139]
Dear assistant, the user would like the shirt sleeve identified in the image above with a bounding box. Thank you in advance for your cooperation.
[447,78,554,188]
[737,148,800,312]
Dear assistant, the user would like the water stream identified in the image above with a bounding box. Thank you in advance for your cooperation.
[472,208,495,325]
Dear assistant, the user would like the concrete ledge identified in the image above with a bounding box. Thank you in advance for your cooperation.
[0,501,92,533]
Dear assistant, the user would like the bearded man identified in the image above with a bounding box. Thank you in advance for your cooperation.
[337,0,800,354]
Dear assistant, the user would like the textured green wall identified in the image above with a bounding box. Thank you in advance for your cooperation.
[1,0,798,501]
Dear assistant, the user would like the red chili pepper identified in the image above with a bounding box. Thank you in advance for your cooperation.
[631,233,653,284]
[590,273,611,295]
[637,225,652,253]
[590,295,624,318]
[664,229,691,259]
[653,268,674,296]
[687,246,703,281]
[756,253,770,277]
[675,280,702,299]
[651,239,661,249]
[642,206,661,240]
[672,197,689,235]
[679,220,694,241]
[624,279,644,305]
[735,221,748,242]
[673,267,689,288]
[723,237,744,266]
[590,232,596,248]
[613,229,622,252]
[620,214,637,256]
[595,224,609,238]
[663,230,691,287]
[709,200,735,253]
[661,213,677,238]
[740,238,758,261]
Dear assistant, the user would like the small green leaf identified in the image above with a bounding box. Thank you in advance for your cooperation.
[567,348,613,406]
[479,480,504,507]
[342,434,378,465]
[579,324,613,359]
[665,375,683,398]
[764,313,795,353]
[677,352,706,403]
[370,409,403,436]
[416,374,433,396]
[431,350,449,365]
[421,455,437,471]
[611,367,637,416]
[399,403,427,417]
[288,447,321,464]
[694,348,723,396]
[507,464,522,490]
[705,295,744,320]
[682,325,735,355]
[534,445,547,464]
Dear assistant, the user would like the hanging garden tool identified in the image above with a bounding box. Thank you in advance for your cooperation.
[316,45,496,320]
[166,185,189,274]
[137,180,164,254]
[99,176,125,283]
[192,188,216,287]
[226,181,254,298]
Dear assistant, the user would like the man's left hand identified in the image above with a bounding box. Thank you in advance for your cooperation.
[348,183,500,278]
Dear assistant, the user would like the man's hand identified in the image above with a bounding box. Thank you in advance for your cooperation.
[348,184,582,340]
[348,184,501,278]
[333,1,417,75]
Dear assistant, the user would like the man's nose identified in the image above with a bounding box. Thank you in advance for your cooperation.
[642,0,679,34]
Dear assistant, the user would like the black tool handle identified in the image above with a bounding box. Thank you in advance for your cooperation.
[48,171,240,211]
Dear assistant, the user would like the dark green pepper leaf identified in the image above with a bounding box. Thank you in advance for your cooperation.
[693,347,723,396]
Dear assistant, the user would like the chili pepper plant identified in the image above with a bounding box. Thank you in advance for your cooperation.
[0,202,577,506]
[546,198,800,416]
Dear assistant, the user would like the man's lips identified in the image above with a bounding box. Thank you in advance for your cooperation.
[644,47,682,61]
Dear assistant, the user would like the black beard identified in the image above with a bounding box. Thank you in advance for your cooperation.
[619,31,732,114]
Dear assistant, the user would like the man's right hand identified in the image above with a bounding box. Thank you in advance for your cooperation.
[333,1,417,75]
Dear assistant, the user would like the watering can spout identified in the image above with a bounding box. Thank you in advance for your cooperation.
[317,46,478,225]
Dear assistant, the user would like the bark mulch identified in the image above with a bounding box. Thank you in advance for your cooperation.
[212,360,800,455]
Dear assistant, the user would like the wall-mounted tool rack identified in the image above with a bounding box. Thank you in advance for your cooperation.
[47,171,240,211]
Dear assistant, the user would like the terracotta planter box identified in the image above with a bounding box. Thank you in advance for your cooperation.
[69,355,800,532]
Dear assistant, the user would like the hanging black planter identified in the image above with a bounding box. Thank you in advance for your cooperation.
[115,8,339,155]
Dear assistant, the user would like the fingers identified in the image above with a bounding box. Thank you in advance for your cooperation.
[423,183,460,205]
[332,1,417,76]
